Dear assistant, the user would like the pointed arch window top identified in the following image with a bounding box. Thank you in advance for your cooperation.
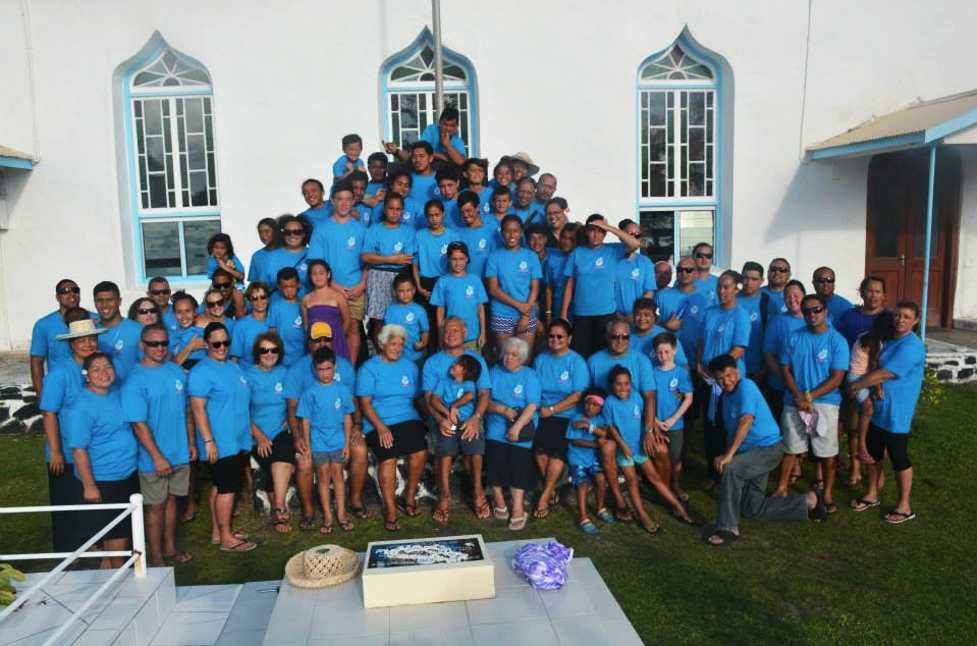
[640,44,713,82]
[131,48,211,91]
[389,44,468,84]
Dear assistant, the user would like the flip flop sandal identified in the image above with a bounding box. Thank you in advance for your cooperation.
[704,530,738,547]
[641,521,663,535]
[219,541,257,552]
[396,497,422,517]
[338,519,355,532]
[884,510,916,524]
[299,516,316,531]
[211,531,250,545]
[347,504,374,520]
[384,518,401,532]
[533,507,550,519]
[825,502,839,515]
[181,510,198,523]
[432,507,450,525]
[508,515,527,531]
[579,519,600,535]
[164,552,194,564]
[614,506,633,523]
[319,523,333,535]
[596,508,615,524]
[494,506,510,521]
[474,499,491,519]
[849,497,880,512]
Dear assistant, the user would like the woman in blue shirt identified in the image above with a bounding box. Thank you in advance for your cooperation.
[847,301,925,524]
[230,282,272,361]
[188,323,256,552]
[531,319,588,519]
[560,214,640,357]
[362,194,417,342]
[613,219,657,320]
[247,217,283,283]
[485,214,543,359]
[355,324,427,532]
[244,332,294,534]
[485,337,542,531]
[543,223,581,328]
[64,352,138,568]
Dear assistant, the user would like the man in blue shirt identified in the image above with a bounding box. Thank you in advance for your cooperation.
[778,294,849,510]
[122,324,196,566]
[737,261,768,381]
[386,107,467,167]
[761,258,792,320]
[813,266,854,324]
[300,178,332,228]
[146,277,179,335]
[30,278,84,396]
[93,281,144,382]
[692,242,718,307]
[706,354,826,546]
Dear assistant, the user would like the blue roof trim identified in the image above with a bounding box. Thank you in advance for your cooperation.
[0,156,34,170]
[924,108,977,143]
[809,132,925,160]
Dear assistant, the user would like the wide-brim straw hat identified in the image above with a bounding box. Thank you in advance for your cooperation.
[285,544,359,589]
[56,319,108,341]
[501,152,540,176]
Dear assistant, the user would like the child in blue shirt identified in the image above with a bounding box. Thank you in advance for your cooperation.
[566,387,612,534]
[651,333,694,503]
[430,354,481,439]
[430,241,488,350]
[362,152,388,209]
[296,347,354,533]
[332,134,365,185]
[205,233,245,287]
[384,272,430,365]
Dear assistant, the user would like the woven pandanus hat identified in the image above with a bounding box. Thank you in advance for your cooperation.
[285,544,360,589]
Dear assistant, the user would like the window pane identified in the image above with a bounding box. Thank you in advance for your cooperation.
[650,129,666,162]
[144,99,162,136]
[187,134,206,170]
[185,98,204,134]
[678,210,714,258]
[400,94,418,128]
[638,211,675,263]
[149,175,168,208]
[147,136,165,172]
[689,163,704,196]
[689,92,705,125]
[647,165,666,197]
[650,92,666,126]
[189,171,208,206]
[184,220,221,275]
[142,221,182,275]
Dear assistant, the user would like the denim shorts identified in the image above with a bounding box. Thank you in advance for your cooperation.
[569,463,603,486]
[313,450,345,468]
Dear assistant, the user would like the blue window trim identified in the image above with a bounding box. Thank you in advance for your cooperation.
[117,34,218,285]
[379,27,479,156]
[635,28,729,266]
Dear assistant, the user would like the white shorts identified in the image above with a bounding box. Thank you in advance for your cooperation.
[780,403,839,458]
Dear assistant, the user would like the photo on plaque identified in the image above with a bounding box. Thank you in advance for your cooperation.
[366,536,485,569]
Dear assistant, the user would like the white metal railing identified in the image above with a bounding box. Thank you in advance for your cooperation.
[0,493,146,644]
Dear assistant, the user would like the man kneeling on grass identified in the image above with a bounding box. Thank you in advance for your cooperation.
[706,354,827,546]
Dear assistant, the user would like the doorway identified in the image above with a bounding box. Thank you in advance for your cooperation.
[865,148,961,327]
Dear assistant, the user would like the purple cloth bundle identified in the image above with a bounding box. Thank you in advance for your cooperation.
[511,540,574,590]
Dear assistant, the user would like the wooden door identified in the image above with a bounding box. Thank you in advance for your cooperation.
[865,149,960,327]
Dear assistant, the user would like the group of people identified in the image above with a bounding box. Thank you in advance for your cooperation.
[29,109,928,561]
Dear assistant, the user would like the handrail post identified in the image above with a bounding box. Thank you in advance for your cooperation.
[130,493,147,578]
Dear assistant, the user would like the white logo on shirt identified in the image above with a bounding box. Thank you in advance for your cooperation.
[465,285,475,298]
[633,405,641,419]
[174,379,183,391]
[669,378,679,389]
[595,257,604,270]
[346,236,356,248]
[400,375,410,387]
[716,324,725,334]
[513,384,524,398]
[559,370,569,382]
[114,339,124,352]
[750,312,759,322]
[456,387,464,398]
[394,241,404,252]
[817,348,829,362]
[274,382,283,394]
[630,268,640,279]
[518,261,528,272]
[690,305,699,314]
[239,375,248,387]
[334,397,342,410]
[299,263,308,272]
[478,238,487,250]
[293,316,303,328]
[405,312,415,323]
[440,244,449,255]
[403,211,413,222]
[781,304,788,313]
[482,203,490,213]
[335,373,342,382]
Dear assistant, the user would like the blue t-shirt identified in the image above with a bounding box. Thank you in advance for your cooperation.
[652,365,693,430]
[384,303,429,362]
[762,313,806,392]
[564,244,627,316]
[302,203,333,229]
[39,358,85,464]
[825,294,854,324]
[187,357,251,458]
[542,250,569,318]
[457,219,502,277]
[701,305,751,375]
[780,327,850,406]
[602,390,645,455]
[229,314,270,361]
[409,173,439,206]
[284,354,355,400]
[263,247,309,291]
[307,218,366,288]
[587,349,654,393]
[332,154,365,181]
[65,388,137,482]
[694,274,719,307]
[532,350,589,419]
[834,307,883,349]
[722,378,781,453]
[656,288,708,355]
[631,325,689,368]
[365,180,385,200]
[485,366,541,449]
[512,204,543,225]
[429,274,488,343]
[354,356,421,433]
[760,286,788,321]
[160,308,180,335]
[614,254,656,316]
[266,299,304,367]
[248,247,273,283]
[435,378,477,423]
[170,326,207,363]
[121,362,191,472]
[243,364,288,440]
[439,198,461,230]
[737,292,766,375]
[30,310,72,366]
[363,222,417,270]
[420,122,467,159]
[370,196,426,229]
[206,255,244,282]
[566,412,604,468]
[871,333,925,434]
[415,228,460,278]
[97,318,144,382]
[422,350,492,394]
[296,381,353,452]
[484,248,543,319]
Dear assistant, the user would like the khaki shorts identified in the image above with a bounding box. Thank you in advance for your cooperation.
[348,292,365,321]
[139,464,191,505]
[780,403,840,458]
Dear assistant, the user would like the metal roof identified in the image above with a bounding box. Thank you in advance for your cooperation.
[0,145,35,169]
[807,89,977,159]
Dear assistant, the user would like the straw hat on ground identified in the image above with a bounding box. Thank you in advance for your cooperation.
[285,544,359,589]
[56,319,108,341]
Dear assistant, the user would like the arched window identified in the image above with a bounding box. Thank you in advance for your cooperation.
[116,35,221,281]
[381,28,479,155]
[636,29,732,264]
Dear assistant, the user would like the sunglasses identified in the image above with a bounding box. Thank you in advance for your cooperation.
[209,340,231,348]
[802,306,826,316]
[610,333,630,340]
[249,293,269,301]
[548,334,566,340]
[213,281,232,289]
[143,339,169,348]
[283,229,304,236]
[258,346,281,355]
[149,288,171,296]
[814,277,835,284]
[137,307,159,315]
[57,286,81,295]
[206,299,225,307]
[694,252,713,260]
[676,267,695,274]
[769,267,789,273]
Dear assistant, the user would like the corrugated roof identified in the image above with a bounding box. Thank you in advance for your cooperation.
[0,145,34,161]
[808,88,977,151]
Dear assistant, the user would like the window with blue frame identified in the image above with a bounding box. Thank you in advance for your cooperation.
[381,29,478,155]
[125,47,221,279]
[637,36,723,264]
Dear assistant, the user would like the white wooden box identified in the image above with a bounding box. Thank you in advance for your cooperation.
[361,534,495,608]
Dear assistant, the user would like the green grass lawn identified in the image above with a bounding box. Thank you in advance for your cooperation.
[2,386,975,645]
